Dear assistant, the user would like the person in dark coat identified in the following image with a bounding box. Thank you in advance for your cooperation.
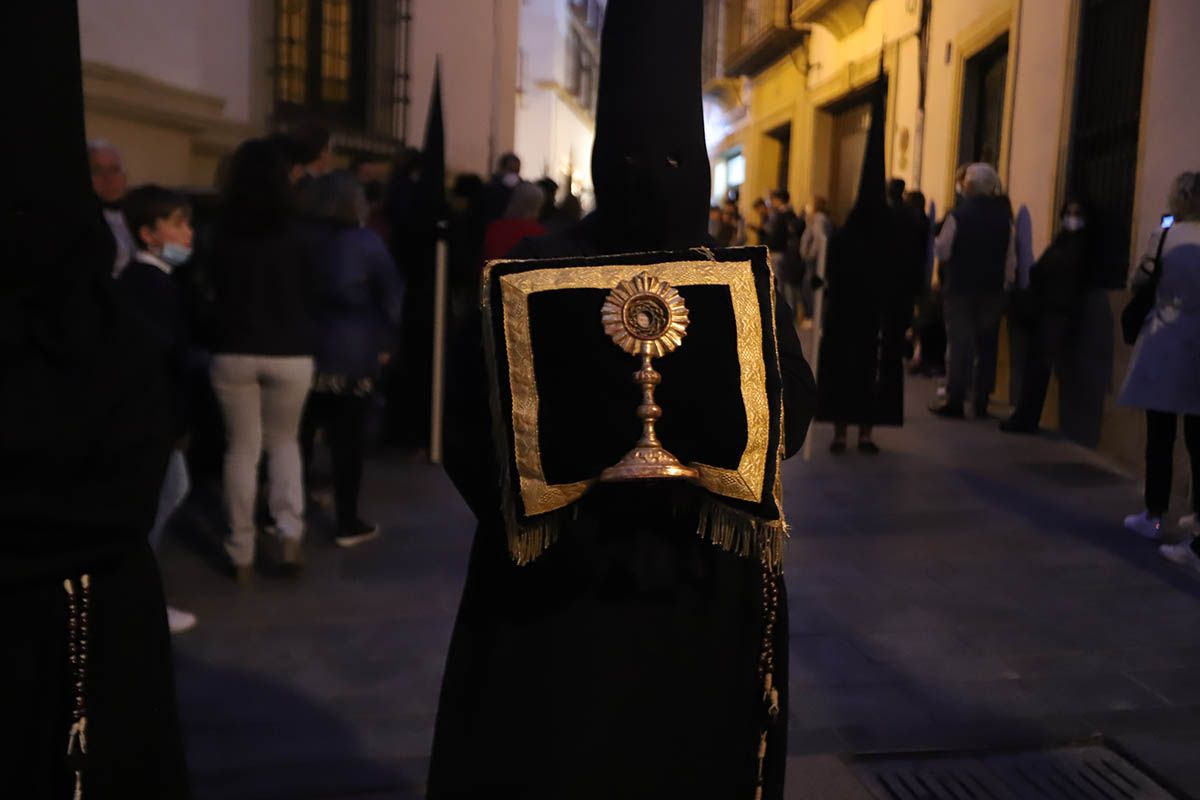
[765,189,806,321]
[300,171,406,547]
[1001,200,1090,433]
[905,190,943,376]
[426,2,816,798]
[930,162,1015,418]
[481,152,523,223]
[1,5,188,797]
[447,172,488,325]
[816,79,914,453]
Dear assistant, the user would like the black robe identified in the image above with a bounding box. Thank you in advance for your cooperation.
[1,5,188,797]
[815,206,920,426]
[427,217,816,799]
[0,220,189,800]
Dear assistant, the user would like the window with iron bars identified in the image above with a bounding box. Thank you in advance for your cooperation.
[275,0,370,126]
[566,7,601,114]
[569,0,605,33]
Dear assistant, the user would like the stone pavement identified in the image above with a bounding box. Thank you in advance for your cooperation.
[160,377,1200,799]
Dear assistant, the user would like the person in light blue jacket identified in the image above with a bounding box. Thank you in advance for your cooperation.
[302,171,406,548]
[1119,171,1200,573]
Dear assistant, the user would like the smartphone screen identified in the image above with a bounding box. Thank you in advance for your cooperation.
[1162,214,1175,229]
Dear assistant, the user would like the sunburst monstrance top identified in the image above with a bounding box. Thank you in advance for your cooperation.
[601,272,690,357]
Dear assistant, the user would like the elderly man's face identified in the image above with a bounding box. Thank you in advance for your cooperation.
[90,148,127,204]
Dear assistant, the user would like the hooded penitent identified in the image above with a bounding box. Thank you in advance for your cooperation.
[428,3,815,798]
[477,0,809,570]
[815,75,915,426]
[1,6,187,797]
[590,0,711,251]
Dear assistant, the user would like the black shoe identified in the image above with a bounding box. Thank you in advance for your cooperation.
[829,439,847,454]
[999,417,1038,435]
[929,402,965,419]
[858,441,880,454]
[336,521,380,549]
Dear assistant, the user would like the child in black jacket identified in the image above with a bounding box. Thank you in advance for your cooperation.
[119,185,197,634]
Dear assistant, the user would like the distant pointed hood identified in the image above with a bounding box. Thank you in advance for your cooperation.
[591,0,710,252]
[843,76,888,232]
[418,60,448,228]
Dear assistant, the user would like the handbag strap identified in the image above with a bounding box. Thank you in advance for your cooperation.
[1150,225,1170,281]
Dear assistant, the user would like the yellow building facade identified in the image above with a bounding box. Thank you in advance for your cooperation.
[704,0,1200,473]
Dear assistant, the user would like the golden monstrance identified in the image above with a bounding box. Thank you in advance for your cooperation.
[599,272,699,483]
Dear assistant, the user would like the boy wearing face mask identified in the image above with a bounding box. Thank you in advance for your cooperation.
[1000,200,1089,434]
[119,185,198,634]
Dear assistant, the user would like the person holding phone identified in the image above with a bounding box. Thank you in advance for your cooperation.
[1118,171,1200,572]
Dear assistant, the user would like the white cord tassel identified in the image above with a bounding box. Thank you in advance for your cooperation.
[63,575,90,800]
[67,717,87,755]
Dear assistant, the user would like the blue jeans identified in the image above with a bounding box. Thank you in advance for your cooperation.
[149,449,190,552]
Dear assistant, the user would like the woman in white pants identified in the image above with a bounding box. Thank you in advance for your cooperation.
[208,139,318,580]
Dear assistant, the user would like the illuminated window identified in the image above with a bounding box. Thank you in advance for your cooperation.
[726,153,746,188]
[321,0,351,103]
[275,0,367,122]
[277,0,309,105]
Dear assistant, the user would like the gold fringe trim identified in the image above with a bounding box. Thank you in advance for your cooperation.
[696,495,788,572]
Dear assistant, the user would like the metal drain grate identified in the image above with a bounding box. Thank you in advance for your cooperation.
[852,745,1180,800]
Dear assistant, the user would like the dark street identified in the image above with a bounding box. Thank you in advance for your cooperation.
[163,378,1200,799]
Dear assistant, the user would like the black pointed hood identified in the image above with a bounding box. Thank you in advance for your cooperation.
[591,0,710,252]
[2,4,115,354]
[418,60,448,229]
[843,76,888,232]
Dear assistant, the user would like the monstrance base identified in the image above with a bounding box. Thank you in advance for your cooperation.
[599,445,699,483]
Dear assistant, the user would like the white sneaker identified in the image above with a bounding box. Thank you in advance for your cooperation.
[167,606,197,634]
[1124,511,1163,541]
[1159,539,1200,573]
[1179,513,1199,534]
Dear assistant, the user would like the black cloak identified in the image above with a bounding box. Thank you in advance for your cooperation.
[427,2,816,798]
[0,6,188,797]
[815,78,914,427]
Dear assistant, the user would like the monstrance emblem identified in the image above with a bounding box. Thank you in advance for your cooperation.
[599,272,699,482]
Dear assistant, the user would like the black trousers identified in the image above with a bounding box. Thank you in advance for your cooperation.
[943,292,1005,412]
[1144,410,1200,516]
[301,391,370,532]
[1010,312,1070,427]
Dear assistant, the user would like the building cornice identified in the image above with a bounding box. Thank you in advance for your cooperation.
[534,79,596,127]
[82,61,256,150]
[792,0,874,39]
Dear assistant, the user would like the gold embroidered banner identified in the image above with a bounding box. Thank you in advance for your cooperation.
[494,260,770,516]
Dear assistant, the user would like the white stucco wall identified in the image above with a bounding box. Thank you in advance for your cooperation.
[409,0,520,176]
[513,0,596,200]
[78,0,255,122]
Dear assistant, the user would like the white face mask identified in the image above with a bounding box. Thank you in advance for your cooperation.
[502,172,520,189]
[1062,215,1085,232]
[160,242,193,266]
